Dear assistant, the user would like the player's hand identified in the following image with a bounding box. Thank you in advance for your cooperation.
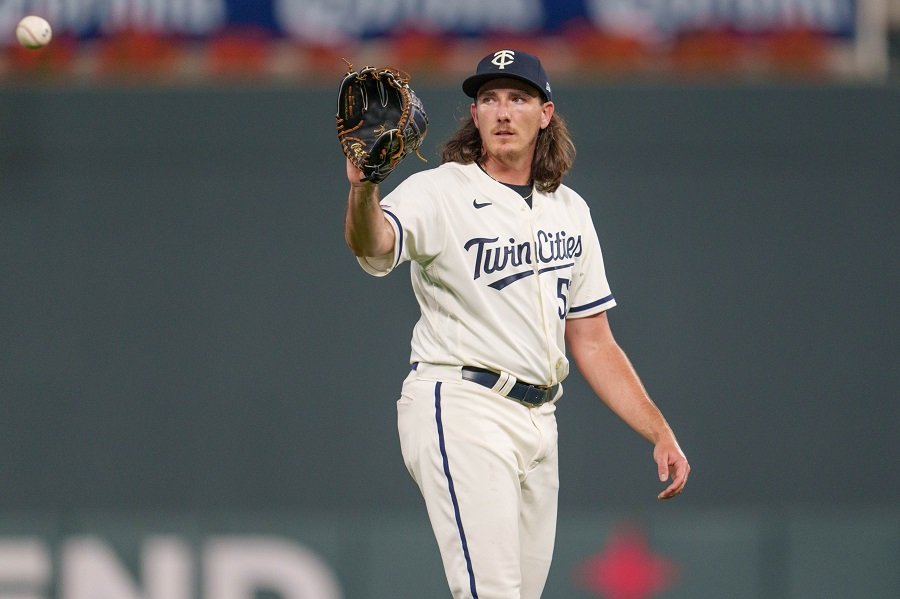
[653,438,690,500]
[347,158,367,185]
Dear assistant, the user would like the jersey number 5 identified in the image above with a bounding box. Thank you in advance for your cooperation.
[556,278,571,319]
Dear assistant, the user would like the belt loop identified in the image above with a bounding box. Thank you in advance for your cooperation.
[492,371,518,396]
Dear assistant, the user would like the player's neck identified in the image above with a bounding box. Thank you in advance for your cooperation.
[479,156,532,186]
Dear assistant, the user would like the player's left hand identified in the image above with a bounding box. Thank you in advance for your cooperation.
[654,439,690,500]
[346,157,367,185]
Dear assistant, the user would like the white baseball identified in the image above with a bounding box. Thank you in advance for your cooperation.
[16,16,52,49]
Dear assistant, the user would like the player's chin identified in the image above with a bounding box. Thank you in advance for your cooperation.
[490,144,525,163]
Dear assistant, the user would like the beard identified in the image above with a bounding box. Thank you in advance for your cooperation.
[484,136,536,165]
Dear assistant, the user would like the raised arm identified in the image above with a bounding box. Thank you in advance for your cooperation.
[565,311,690,500]
[344,158,396,258]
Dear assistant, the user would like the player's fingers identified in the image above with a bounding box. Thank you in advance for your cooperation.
[346,157,365,183]
[656,451,671,482]
[657,458,690,500]
[658,464,669,482]
[657,482,680,500]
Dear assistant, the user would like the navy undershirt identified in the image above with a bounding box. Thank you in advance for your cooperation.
[503,182,533,208]
[477,164,533,208]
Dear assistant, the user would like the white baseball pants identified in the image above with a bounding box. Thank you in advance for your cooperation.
[397,363,560,599]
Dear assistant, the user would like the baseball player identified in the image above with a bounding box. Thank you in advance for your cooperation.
[343,50,690,598]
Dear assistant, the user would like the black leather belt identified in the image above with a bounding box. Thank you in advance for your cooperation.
[460,366,558,407]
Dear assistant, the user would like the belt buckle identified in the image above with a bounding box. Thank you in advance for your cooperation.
[520,384,551,407]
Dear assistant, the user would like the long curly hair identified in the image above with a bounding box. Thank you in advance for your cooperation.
[440,112,576,193]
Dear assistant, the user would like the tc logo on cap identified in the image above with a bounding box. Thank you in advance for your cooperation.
[491,50,516,70]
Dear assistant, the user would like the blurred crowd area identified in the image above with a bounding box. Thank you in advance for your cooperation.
[0,0,897,86]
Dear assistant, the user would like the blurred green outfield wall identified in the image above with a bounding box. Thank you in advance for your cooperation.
[0,508,897,598]
[0,83,898,597]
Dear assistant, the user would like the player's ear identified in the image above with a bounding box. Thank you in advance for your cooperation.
[470,102,479,128]
[540,101,554,130]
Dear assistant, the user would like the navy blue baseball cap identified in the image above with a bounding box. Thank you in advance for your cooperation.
[462,49,552,102]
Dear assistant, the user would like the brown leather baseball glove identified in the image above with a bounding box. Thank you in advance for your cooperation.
[336,64,428,184]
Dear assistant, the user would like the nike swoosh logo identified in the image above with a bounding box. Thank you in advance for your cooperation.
[473,199,492,209]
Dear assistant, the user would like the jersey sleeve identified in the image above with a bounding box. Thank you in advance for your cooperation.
[357,172,445,276]
[566,208,616,318]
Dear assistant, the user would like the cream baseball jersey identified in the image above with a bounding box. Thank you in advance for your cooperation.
[358,162,616,387]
